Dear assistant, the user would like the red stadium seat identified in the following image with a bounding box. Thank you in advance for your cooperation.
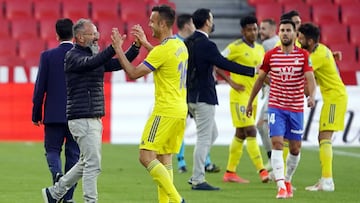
[34,0,61,20]
[96,19,125,48]
[147,1,176,15]
[18,38,47,61]
[349,25,360,46]
[39,19,58,42]
[304,0,333,5]
[283,2,311,22]
[0,19,11,38]
[11,19,39,40]
[312,3,340,25]
[90,0,120,22]
[329,43,357,62]
[0,38,18,57]
[334,0,359,5]
[255,3,282,24]
[62,0,90,22]
[124,19,156,46]
[247,0,276,6]
[341,4,360,26]
[119,0,148,22]
[336,60,360,85]
[320,23,348,45]
[4,0,33,20]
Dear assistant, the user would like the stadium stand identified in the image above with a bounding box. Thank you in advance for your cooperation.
[62,0,90,22]
[0,38,17,58]
[0,0,358,84]
[11,18,39,40]
[283,1,311,22]
[4,0,33,20]
[255,3,282,24]
[349,25,360,47]
[320,23,349,45]
[90,0,120,22]
[340,3,360,26]
[312,3,340,25]
[33,0,61,21]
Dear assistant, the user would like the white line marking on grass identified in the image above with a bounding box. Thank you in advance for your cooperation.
[332,150,360,158]
[305,147,360,158]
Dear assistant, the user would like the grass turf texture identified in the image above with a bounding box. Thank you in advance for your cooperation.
[0,142,358,203]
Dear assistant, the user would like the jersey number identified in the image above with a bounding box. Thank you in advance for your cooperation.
[268,113,276,124]
[178,60,188,89]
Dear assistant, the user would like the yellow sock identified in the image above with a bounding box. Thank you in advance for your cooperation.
[319,139,333,178]
[158,164,173,203]
[246,137,265,172]
[283,140,289,172]
[148,160,181,203]
[226,137,244,172]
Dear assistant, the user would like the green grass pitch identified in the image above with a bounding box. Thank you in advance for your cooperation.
[0,142,358,203]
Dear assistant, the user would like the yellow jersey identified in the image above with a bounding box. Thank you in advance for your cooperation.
[310,43,347,100]
[222,39,265,102]
[144,37,188,118]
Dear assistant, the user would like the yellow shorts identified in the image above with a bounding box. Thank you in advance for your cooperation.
[139,114,185,154]
[230,102,257,128]
[319,98,348,131]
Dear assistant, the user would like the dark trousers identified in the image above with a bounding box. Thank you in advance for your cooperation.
[44,123,80,201]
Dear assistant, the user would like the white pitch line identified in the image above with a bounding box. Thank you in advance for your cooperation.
[333,149,360,158]
[305,147,360,158]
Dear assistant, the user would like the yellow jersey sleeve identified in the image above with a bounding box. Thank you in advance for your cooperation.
[310,43,347,100]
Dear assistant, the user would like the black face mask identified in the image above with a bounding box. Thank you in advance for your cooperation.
[211,23,215,33]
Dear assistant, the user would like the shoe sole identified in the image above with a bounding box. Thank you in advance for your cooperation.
[223,178,250,183]
[41,188,49,203]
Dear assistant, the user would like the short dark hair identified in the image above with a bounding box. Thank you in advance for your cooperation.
[281,10,300,21]
[279,19,296,30]
[152,4,175,28]
[56,18,73,40]
[262,18,277,26]
[298,23,320,43]
[240,15,258,28]
[192,8,211,29]
[176,13,192,30]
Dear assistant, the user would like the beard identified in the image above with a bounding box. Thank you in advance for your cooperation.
[89,43,99,54]
[281,38,293,46]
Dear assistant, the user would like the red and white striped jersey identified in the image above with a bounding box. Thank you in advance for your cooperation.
[260,46,313,112]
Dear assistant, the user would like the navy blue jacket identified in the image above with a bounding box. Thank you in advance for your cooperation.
[186,31,255,105]
[32,42,74,124]
[64,44,138,120]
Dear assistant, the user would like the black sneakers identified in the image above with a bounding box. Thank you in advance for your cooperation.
[41,188,58,203]
[191,182,220,191]
[205,163,221,173]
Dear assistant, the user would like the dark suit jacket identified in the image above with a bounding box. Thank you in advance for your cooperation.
[32,42,73,124]
[186,31,255,105]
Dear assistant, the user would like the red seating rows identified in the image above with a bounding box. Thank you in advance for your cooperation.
[0,0,173,82]
[250,0,360,85]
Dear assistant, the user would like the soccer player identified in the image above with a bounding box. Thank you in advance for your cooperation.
[257,18,280,170]
[298,23,348,192]
[246,19,316,199]
[112,5,187,203]
[174,13,219,174]
[218,15,269,184]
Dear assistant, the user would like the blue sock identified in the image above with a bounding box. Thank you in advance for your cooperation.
[205,154,212,167]
[177,141,186,168]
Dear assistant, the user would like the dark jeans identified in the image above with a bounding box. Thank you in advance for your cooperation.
[44,123,80,201]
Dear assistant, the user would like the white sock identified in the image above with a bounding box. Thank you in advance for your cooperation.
[285,153,300,182]
[271,149,285,189]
